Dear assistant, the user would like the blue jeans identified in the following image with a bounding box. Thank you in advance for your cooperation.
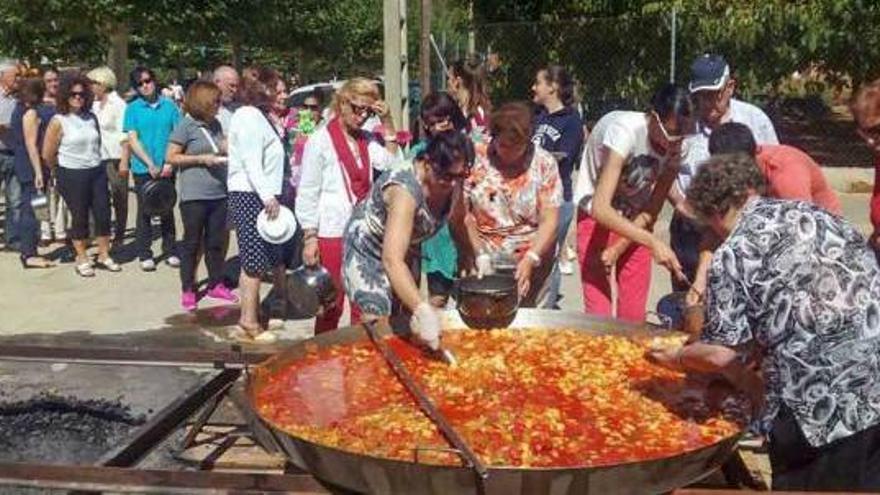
[542,200,575,309]
[0,153,22,248]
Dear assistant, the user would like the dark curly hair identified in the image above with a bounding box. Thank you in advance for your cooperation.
[686,153,766,219]
[56,73,94,115]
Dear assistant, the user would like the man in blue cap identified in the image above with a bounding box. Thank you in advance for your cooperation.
[668,54,778,298]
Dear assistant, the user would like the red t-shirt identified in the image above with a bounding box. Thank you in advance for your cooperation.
[755,144,842,215]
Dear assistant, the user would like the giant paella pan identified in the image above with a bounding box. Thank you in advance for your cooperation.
[246,310,748,494]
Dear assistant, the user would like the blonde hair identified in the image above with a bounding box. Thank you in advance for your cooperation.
[332,77,380,114]
[86,66,117,90]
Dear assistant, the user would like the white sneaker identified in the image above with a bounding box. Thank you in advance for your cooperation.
[559,259,574,276]
[165,255,181,268]
[140,259,157,272]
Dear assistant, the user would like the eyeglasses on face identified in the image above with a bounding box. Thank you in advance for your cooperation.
[69,91,85,99]
[138,77,154,87]
[302,104,320,111]
[349,101,373,117]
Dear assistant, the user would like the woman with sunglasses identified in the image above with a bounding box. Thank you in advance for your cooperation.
[461,102,562,306]
[296,78,399,333]
[42,74,119,277]
[343,131,474,350]
[572,83,692,321]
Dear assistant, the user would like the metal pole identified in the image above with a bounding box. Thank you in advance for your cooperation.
[430,34,448,81]
[669,5,677,83]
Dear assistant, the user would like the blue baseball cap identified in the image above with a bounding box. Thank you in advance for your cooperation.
[688,54,730,93]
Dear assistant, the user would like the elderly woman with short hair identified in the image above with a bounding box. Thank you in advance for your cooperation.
[651,153,880,491]
[87,66,129,248]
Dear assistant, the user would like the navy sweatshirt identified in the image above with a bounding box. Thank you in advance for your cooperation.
[532,105,584,202]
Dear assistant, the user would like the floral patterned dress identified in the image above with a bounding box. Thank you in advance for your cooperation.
[464,145,563,259]
[343,165,446,316]
[464,145,563,306]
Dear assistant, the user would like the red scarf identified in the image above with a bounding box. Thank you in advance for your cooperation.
[327,117,371,203]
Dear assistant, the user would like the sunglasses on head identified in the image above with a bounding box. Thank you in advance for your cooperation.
[652,111,684,143]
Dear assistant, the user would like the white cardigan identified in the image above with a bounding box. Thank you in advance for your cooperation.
[227,106,284,201]
[295,125,397,238]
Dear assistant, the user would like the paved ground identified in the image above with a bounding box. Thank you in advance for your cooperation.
[0,168,872,342]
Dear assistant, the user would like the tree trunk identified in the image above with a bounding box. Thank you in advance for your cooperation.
[420,0,432,97]
[106,22,128,91]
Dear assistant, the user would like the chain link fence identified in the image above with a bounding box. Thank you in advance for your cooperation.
[432,9,875,169]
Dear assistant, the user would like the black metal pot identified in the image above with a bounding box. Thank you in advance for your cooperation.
[140,178,177,216]
[288,265,337,317]
[454,274,519,329]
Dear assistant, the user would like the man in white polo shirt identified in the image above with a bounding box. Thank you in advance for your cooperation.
[669,54,778,290]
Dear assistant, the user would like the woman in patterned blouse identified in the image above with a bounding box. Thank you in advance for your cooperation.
[460,102,562,306]
[651,153,880,491]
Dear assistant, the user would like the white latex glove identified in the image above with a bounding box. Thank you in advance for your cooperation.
[411,301,442,350]
[475,253,494,279]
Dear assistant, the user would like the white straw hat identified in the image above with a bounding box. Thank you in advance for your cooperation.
[256,206,298,244]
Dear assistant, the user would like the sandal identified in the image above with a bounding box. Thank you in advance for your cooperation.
[96,257,122,272]
[75,262,96,278]
[20,255,55,269]
[229,327,254,343]
[229,325,277,344]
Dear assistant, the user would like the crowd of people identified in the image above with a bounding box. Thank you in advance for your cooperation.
[2,50,880,490]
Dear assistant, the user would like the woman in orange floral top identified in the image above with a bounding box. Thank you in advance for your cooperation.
[462,102,562,306]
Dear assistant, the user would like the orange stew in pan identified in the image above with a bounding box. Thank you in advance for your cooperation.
[256,329,747,468]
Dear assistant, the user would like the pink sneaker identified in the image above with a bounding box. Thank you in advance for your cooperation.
[181,291,198,311]
[206,284,239,303]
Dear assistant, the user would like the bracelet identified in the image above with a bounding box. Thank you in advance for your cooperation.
[525,250,541,266]
[303,231,318,242]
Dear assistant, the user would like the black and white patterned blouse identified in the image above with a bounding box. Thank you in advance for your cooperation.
[701,197,880,447]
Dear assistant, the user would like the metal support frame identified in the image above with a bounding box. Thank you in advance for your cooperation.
[98,368,242,467]
[0,463,327,494]
[0,344,272,369]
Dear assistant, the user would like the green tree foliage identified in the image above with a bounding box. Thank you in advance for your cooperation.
[463,0,880,116]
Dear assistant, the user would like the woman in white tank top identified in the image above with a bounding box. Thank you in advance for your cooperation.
[42,74,119,277]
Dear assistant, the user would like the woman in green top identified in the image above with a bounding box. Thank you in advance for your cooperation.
[411,92,468,308]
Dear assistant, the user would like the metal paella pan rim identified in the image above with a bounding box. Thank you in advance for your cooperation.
[244,309,747,495]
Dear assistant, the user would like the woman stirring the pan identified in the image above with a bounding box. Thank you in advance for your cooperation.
[342,131,474,351]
